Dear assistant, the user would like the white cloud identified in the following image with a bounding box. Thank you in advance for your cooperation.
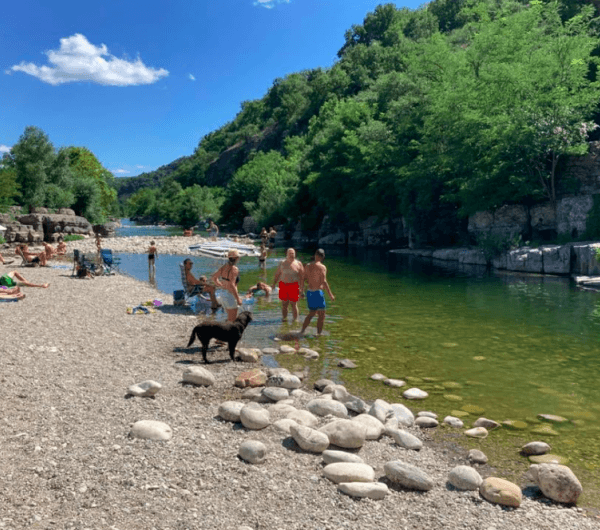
[111,168,130,175]
[0,144,11,154]
[253,0,290,8]
[6,34,169,86]
[136,165,145,169]
[188,73,196,81]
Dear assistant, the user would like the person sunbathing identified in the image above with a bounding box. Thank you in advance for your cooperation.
[43,242,56,260]
[0,285,26,299]
[56,239,67,255]
[0,252,14,265]
[0,270,49,288]
[18,245,48,266]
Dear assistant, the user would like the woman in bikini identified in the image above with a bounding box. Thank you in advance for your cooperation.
[211,249,243,322]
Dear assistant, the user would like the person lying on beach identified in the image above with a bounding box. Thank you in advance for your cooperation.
[0,270,49,288]
[56,239,67,255]
[0,252,15,265]
[246,281,272,297]
[0,285,26,299]
[18,245,48,267]
[183,259,219,309]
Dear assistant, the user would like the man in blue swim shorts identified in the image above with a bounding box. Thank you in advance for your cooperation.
[300,249,335,336]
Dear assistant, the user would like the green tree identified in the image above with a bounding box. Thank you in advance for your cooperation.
[174,185,223,228]
[0,157,20,207]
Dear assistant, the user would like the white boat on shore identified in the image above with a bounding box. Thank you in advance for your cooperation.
[188,238,260,259]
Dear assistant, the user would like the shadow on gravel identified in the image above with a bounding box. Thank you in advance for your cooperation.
[379,476,430,495]
[281,436,308,453]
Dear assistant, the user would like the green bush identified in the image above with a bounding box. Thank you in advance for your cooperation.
[63,234,84,242]
[477,232,522,262]
[0,236,5,245]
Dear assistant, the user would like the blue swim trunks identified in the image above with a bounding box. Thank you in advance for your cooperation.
[306,289,326,311]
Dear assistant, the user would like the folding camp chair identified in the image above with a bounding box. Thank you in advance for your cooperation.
[16,246,37,268]
[71,250,96,277]
[100,249,120,274]
[179,263,212,311]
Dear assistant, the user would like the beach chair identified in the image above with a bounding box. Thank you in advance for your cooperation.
[71,250,96,277]
[179,263,212,311]
[100,249,120,274]
[16,246,37,268]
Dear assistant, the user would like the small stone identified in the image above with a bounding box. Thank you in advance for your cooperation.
[307,399,348,418]
[338,359,357,369]
[314,379,335,391]
[528,454,569,465]
[290,424,330,453]
[370,373,387,381]
[236,348,261,363]
[182,366,215,386]
[384,460,434,491]
[262,387,290,402]
[468,449,488,464]
[344,396,369,414]
[537,414,569,423]
[415,417,438,428]
[417,411,437,419]
[287,410,319,428]
[402,388,428,400]
[338,482,388,500]
[480,477,522,507]
[319,420,367,449]
[279,345,296,354]
[261,347,279,355]
[267,373,301,389]
[368,399,392,423]
[521,441,551,456]
[235,369,267,388]
[267,402,297,420]
[290,389,310,399]
[272,419,298,434]
[322,450,364,465]
[323,463,375,484]
[384,379,405,388]
[240,404,271,430]
[390,403,415,427]
[465,427,488,439]
[238,440,267,464]
[528,463,582,504]
[388,428,423,451]
[127,380,162,397]
[218,401,245,422]
[448,465,483,491]
[473,418,500,430]
[351,414,385,440]
[331,386,352,403]
[130,420,172,441]
[443,416,464,428]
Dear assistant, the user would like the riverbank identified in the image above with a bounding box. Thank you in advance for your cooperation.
[1,265,598,528]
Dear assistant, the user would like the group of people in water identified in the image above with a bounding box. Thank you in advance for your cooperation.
[183,245,335,336]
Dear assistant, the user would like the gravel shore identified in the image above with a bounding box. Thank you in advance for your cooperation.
[1,265,599,530]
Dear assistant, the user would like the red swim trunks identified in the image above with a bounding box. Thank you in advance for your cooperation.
[278,281,300,302]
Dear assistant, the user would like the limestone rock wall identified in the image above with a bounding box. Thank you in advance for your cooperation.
[0,211,93,243]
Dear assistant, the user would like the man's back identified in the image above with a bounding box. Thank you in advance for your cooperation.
[305,261,326,291]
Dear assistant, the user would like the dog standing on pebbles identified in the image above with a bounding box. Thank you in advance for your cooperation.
[187,311,253,363]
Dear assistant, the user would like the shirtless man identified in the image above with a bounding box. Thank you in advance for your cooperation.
[19,244,48,266]
[271,248,304,322]
[56,238,67,255]
[300,249,335,336]
[43,242,56,261]
[183,259,219,309]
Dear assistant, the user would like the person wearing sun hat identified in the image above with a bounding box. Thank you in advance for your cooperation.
[211,248,243,322]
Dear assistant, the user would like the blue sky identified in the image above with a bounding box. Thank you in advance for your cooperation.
[1,0,422,178]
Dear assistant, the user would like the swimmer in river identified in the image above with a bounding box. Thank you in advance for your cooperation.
[300,248,335,336]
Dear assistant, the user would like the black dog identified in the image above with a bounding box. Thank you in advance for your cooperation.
[186,311,253,363]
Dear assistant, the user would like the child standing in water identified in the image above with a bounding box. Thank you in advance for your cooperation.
[148,240,158,279]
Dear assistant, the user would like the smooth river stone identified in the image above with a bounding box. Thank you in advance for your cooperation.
[384,379,406,388]
[279,345,296,354]
[443,416,464,428]
[290,424,330,453]
[528,454,569,465]
[322,450,364,465]
[468,449,488,464]
[352,414,385,440]
[240,404,271,430]
[235,369,267,388]
[314,379,335,391]
[323,463,375,484]
[403,388,428,400]
[415,417,438,428]
[307,399,348,418]
[345,396,369,415]
[331,386,352,403]
[338,482,388,500]
[287,409,319,428]
[388,428,423,451]
[218,401,245,422]
[473,418,500,430]
[480,477,522,507]
[384,460,434,491]
[370,373,387,381]
[390,403,415,427]
[267,374,301,389]
[528,463,583,504]
[267,403,297,421]
[448,465,483,491]
[238,440,267,464]
[261,348,279,356]
[369,399,392,423]
[417,411,437,419]
[302,348,319,360]
[236,348,261,363]
[537,414,569,423]
[130,420,172,441]
[272,418,298,434]
[442,381,463,389]
[262,387,290,402]
[521,441,551,456]
[127,380,162,397]
[319,420,366,449]
[182,366,215,386]
[465,427,488,439]
[338,359,357,369]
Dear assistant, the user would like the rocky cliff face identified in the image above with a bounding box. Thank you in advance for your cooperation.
[0,210,93,243]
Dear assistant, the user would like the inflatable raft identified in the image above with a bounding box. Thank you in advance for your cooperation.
[188,239,260,259]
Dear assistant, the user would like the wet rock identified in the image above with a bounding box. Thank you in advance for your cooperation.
[415,417,438,428]
[468,449,488,464]
[417,411,437,419]
[319,420,367,449]
[351,414,385,440]
[403,388,428,400]
[503,420,528,430]
[521,441,551,456]
[338,482,388,500]
[322,450,364,465]
[443,416,464,428]
[130,420,172,441]
[338,359,357,369]
[473,418,500,430]
[236,348,262,363]
[182,366,215,386]
[465,427,488,439]
[279,345,296,354]
[384,460,434,491]
[531,425,560,436]
[537,414,569,423]
[290,424,329,453]
[127,380,162,397]
[307,399,348,418]
[323,463,375,484]
[528,463,582,504]
[238,440,267,464]
[370,373,387,381]
[480,477,522,507]
[240,404,271,430]
[218,401,245,422]
[448,465,483,491]
[384,378,405,388]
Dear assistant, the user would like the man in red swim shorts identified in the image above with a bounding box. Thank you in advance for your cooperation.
[271,248,304,322]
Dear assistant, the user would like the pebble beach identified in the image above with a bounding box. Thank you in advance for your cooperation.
[1,262,599,530]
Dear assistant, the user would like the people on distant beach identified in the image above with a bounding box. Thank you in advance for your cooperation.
[271,247,304,322]
[260,227,269,247]
[183,228,194,237]
[300,248,335,336]
[183,258,219,309]
[258,243,267,268]
[43,242,56,261]
[209,221,219,240]
[246,281,272,297]
[56,238,67,256]
[0,270,49,288]
[268,227,277,249]
[211,249,243,322]
[18,244,48,267]
[148,240,158,278]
